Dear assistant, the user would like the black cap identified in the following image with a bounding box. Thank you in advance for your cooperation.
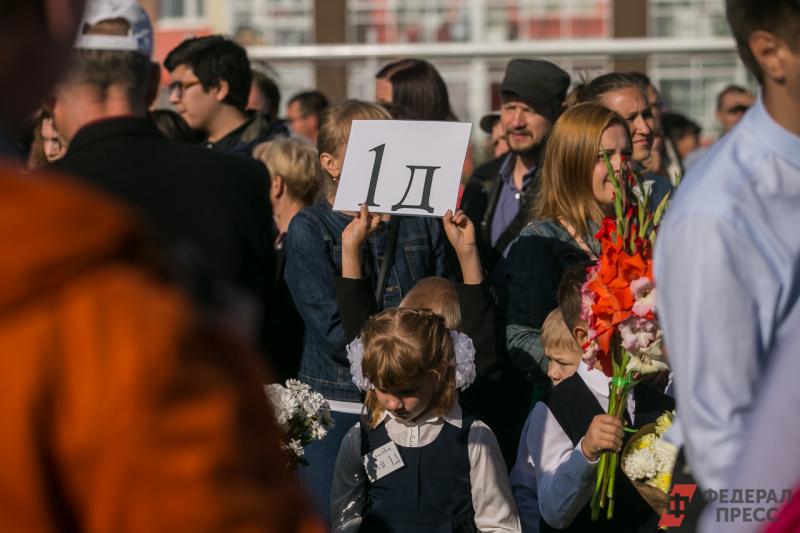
[479,112,500,134]
[500,58,571,110]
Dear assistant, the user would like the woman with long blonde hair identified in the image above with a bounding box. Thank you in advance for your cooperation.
[503,103,631,384]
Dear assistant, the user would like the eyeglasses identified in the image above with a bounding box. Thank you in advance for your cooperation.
[723,104,750,115]
[168,80,202,98]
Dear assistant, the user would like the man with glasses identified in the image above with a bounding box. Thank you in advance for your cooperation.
[165,36,286,157]
[53,0,275,343]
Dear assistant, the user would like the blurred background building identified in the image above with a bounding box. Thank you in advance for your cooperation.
[142,0,752,143]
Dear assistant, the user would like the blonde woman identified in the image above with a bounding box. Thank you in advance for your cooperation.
[283,100,450,524]
[503,103,631,386]
[253,137,323,247]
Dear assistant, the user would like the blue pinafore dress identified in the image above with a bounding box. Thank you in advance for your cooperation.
[358,415,478,533]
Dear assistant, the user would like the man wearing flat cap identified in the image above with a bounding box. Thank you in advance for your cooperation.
[461,58,570,272]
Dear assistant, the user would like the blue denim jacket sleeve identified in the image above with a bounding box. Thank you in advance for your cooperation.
[504,232,560,376]
[284,211,349,366]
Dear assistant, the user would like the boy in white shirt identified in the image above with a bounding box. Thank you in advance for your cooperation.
[514,264,673,532]
[510,307,582,532]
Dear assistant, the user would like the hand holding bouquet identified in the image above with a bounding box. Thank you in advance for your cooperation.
[264,379,335,466]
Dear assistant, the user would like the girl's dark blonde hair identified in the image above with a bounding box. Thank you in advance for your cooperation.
[360,307,457,428]
[317,99,391,160]
[533,102,631,238]
[317,99,391,197]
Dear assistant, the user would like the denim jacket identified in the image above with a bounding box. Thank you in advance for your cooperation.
[502,218,600,380]
[284,202,449,401]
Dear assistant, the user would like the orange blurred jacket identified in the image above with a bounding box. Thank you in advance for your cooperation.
[0,162,320,533]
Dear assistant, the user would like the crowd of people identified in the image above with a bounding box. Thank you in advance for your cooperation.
[2,0,800,532]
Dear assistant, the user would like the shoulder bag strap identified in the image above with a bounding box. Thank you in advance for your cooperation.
[558,217,598,261]
[374,216,401,308]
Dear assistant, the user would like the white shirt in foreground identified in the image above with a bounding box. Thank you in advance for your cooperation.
[655,93,800,492]
[330,403,521,533]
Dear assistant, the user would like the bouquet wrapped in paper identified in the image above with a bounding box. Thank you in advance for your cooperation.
[622,411,679,515]
[582,155,676,521]
[264,379,335,466]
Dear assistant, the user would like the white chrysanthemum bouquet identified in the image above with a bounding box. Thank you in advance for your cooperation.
[264,379,335,466]
[621,411,678,514]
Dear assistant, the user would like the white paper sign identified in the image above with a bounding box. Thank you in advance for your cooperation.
[362,440,405,482]
[332,120,472,217]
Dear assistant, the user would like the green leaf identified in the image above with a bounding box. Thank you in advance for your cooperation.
[603,151,624,236]
[673,170,683,187]
[653,190,671,227]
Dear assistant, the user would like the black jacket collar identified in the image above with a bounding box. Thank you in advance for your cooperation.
[68,116,164,153]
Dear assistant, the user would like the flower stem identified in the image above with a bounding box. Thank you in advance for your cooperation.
[591,452,607,520]
[599,451,611,508]
[606,449,619,519]
[607,491,616,519]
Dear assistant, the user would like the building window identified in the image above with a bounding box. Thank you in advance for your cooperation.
[485,0,610,41]
[347,0,610,44]
[162,0,185,18]
[160,0,206,20]
[348,0,471,44]
[648,0,729,38]
[231,0,314,45]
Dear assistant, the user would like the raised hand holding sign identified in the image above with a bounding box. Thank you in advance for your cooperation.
[332,120,472,217]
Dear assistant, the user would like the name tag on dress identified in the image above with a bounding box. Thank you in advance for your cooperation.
[363,441,405,482]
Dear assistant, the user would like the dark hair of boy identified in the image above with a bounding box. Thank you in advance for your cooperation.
[556,261,594,333]
[287,90,329,118]
[726,0,800,83]
[164,35,251,110]
[251,69,281,115]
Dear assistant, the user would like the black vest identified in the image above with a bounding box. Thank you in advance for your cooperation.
[539,373,675,533]
[359,417,477,533]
